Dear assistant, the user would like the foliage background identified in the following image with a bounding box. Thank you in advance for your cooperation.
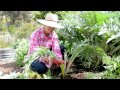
[1,11,120,79]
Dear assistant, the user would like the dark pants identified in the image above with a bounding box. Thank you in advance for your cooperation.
[30,45,65,74]
[50,45,65,60]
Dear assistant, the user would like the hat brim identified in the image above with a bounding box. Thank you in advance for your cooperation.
[37,19,64,29]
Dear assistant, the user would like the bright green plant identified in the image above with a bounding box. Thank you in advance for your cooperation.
[101,55,120,79]
[15,39,29,67]
[60,40,87,78]
[8,25,16,34]
[12,39,21,49]
[57,11,117,73]
[98,12,120,56]
[57,11,113,53]
[17,46,56,79]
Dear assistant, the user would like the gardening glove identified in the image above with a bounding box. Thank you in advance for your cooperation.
[52,59,65,66]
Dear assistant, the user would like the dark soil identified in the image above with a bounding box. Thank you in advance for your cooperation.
[50,64,61,76]
[73,58,106,73]
[50,63,86,79]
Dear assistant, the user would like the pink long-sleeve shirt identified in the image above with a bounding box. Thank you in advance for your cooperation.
[27,27,62,59]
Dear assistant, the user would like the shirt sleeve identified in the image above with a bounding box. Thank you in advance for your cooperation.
[27,31,40,55]
[52,33,62,59]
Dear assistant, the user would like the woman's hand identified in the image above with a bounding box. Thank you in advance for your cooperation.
[42,56,52,68]
[41,56,65,68]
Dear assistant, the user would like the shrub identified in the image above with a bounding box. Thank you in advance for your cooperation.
[15,39,29,67]
[74,45,107,71]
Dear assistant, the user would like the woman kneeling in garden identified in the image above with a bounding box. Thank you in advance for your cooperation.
[26,13,65,74]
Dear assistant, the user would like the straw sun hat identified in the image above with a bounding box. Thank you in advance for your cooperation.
[37,13,64,29]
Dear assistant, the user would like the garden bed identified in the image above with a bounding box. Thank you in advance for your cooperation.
[0,60,23,75]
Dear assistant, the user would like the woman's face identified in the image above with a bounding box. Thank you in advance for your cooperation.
[44,26,55,36]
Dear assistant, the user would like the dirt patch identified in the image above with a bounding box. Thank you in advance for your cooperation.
[0,60,86,79]
[62,72,85,79]
[70,73,85,79]
[0,60,23,75]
